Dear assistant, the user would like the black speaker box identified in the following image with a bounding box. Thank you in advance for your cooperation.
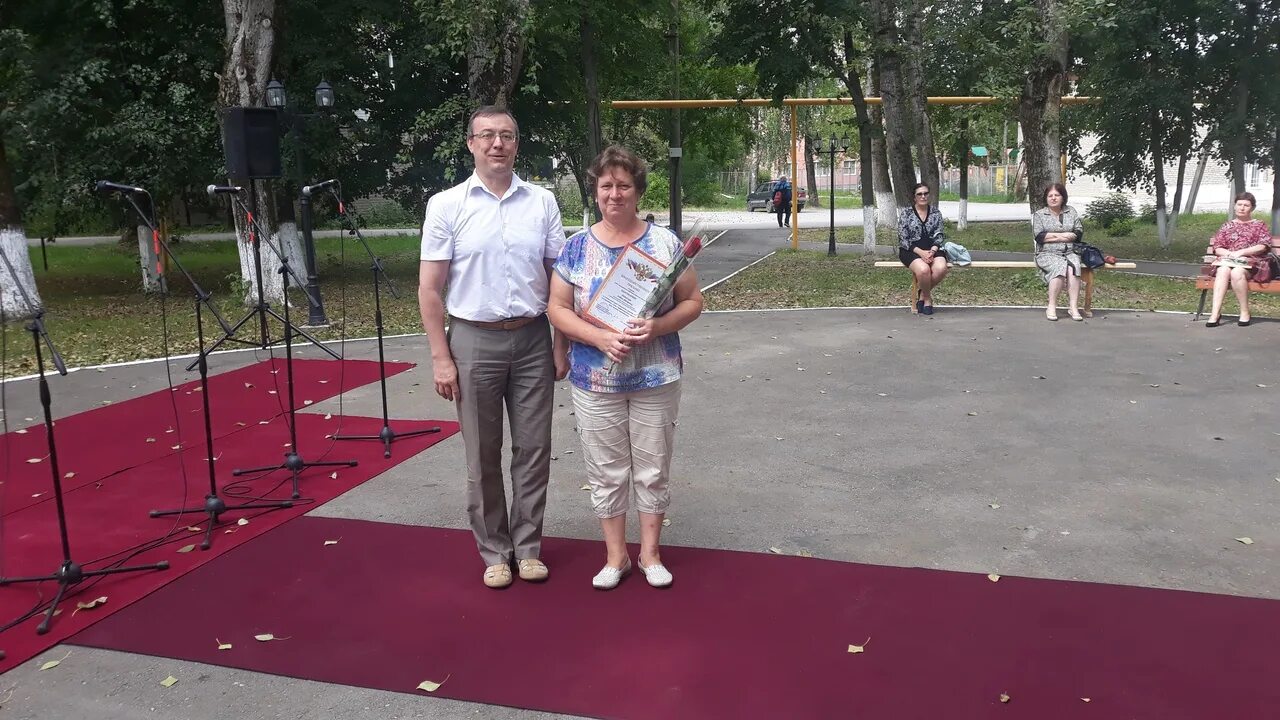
[222,107,282,180]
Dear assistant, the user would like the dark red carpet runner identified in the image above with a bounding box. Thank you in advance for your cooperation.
[71,516,1280,719]
[0,413,457,674]
[1,357,413,514]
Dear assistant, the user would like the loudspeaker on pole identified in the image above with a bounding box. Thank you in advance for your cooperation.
[221,107,282,181]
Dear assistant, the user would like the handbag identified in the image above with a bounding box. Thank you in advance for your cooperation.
[942,241,971,266]
[1252,251,1279,284]
[1079,243,1107,269]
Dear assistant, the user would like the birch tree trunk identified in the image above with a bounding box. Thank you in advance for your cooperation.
[1017,0,1068,211]
[220,0,283,306]
[0,134,42,321]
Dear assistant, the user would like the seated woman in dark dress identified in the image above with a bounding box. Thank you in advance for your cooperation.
[897,182,948,315]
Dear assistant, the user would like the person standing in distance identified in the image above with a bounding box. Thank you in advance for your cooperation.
[418,106,569,589]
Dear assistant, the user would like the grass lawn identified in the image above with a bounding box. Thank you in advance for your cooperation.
[4,237,1270,374]
[704,249,1280,317]
[2,234,427,374]
[797,213,1232,263]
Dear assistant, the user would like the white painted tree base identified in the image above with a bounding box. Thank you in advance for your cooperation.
[1,226,43,320]
[875,191,896,227]
[958,198,969,231]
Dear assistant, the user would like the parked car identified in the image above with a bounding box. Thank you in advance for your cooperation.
[747,181,806,213]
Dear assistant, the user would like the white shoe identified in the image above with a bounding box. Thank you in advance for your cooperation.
[638,560,673,588]
[592,558,631,590]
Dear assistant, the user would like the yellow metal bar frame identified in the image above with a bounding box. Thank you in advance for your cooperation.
[790,105,799,250]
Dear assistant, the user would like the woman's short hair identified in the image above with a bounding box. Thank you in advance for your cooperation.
[588,145,648,196]
[1041,182,1069,206]
[1235,192,1257,209]
[912,182,930,196]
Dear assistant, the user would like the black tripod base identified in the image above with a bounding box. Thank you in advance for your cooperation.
[233,452,358,500]
[0,558,169,635]
[334,424,441,459]
[150,493,293,550]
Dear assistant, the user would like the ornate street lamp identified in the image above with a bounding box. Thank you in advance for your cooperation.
[810,135,850,256]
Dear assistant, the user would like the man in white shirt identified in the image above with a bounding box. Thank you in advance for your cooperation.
[418,106,568,589]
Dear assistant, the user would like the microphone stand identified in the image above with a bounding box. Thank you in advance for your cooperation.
[187,179,339,371]
[125,193,294,549]
[228,187,357,499]
[0,241,168,635]
[327,187,441,457]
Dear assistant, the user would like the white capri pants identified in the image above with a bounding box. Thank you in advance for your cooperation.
[570,381,682,519]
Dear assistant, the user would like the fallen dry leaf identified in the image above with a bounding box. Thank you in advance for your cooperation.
[64,472,75,479]
[26,457,43,464]
[847,637,871,654]
[187,526,202,533]
[160,676,178,688]
[237,518,249,526]
[1236,537,1254,545]
[254,633,277,642]
[145,438,156,443]
[216,639,232,650]
[579,484,590,491]
[75,596,109,611]
[1081,698,1091,703]
[416,675,450,693]
[768,547,783,554]
[324,413,333,420]
[323,539,339,546]
[330,471,338,480]
[176,544,196,554]
[661,519,671,527]
[989,503,1001,509]
[1000,692,1011,703]
[38,650,72,671]
[988,573,1001,582]
[967,412,978,416]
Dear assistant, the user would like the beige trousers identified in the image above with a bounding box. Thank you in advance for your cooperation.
[570,381,681,519]
[449,317,554,567]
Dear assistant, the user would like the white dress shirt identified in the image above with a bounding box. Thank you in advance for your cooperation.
[420,172,565,322]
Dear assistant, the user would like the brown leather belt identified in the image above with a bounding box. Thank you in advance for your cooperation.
[449,314,542,331]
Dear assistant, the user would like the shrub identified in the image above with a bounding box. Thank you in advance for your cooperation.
[1105,218,1134,237]
[555,181,585,220]
[639,174,669,211]
[1085,192,1135,229]
[1137,202,1157,224]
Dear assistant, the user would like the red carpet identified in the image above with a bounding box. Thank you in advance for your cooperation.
[69,517,1280,719]
[1,357,413,514]
[0,413,457,674]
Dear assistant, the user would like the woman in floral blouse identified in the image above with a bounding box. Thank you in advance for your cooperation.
[1203,192,1272,327]
[897,182,948,314]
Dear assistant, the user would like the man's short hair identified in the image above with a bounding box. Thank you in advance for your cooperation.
[467,105,519,137]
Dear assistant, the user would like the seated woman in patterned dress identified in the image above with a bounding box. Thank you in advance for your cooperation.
[1203,192,1272,327]
[897,182,948,315]
[1031,183,1085,321]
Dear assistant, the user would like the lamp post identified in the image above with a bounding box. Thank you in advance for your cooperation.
[810,135,849,257]
[266,79,334,327]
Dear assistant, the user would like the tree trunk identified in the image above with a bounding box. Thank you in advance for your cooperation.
[0,134,43,321]
[137,223,167,293]
[869,0,917,209]
[1184,145,1209,214]
[903,0,940,193]
[220,0,283,306]
[1226,0,1258,196]
[1150,109,1169,248]
[801,120,821,208]
[840,30,878,252]
[1017,0,1068,212]
[468,0,531,107]
[1169,147,1188,240]
[868,64,896,227]
[958,117,970,231]
[580,5,602,222]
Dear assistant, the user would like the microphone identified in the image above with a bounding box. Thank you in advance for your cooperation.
[302,179,338,197]
[206,184,244,196]
[95,180,146,194]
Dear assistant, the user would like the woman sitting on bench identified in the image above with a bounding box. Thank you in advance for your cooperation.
[897,182,947,315]
[1032,183,1085,322]
[1203,192,1271,328]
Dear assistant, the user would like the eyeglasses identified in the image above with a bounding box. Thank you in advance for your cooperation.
[470,130,518,144]
[915,191,930,197]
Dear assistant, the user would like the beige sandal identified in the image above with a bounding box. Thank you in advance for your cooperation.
[483,563,513,589]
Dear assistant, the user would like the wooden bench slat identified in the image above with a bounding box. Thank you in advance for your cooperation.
[872,260,1137,269]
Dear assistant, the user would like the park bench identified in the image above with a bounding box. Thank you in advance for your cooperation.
[873,259,1138,316]
[1192,244,1280,320]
